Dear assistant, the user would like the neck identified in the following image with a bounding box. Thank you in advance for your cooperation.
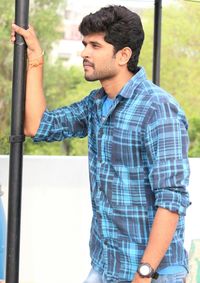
[100,70,133,99]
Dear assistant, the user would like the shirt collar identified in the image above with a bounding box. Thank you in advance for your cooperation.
[118,67,147,99]
[95,67,147,100]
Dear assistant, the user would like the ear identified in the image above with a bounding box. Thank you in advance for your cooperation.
[118,47,132,66]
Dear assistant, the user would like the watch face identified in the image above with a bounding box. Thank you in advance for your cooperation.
[140,264,151,276]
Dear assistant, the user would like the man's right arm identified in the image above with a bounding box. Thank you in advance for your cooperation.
[11,24,46,137]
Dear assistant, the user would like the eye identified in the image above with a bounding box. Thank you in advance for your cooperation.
[91,43,101,48]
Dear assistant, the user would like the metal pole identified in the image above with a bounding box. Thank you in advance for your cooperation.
[6,0,29,282]
[152,0,162,85]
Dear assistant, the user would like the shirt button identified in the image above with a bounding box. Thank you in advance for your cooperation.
[104,240,108,245]
[97,211,102,218]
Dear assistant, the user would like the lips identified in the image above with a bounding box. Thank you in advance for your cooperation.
[83,60,94,68]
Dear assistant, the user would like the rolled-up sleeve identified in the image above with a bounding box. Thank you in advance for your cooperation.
[145,101,190,216]
[33,94,90,142]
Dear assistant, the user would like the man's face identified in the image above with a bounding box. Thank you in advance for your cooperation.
[81,33,119,82]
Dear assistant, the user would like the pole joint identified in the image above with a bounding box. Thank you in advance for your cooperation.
[9,135,25,143]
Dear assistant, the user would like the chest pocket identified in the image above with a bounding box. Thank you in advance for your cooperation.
[110,128,146,207]
[111,128,142,167]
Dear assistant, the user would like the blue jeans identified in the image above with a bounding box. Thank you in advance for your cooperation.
[83,268,186,283]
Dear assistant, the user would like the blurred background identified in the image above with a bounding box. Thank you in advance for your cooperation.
[0,0,200,156]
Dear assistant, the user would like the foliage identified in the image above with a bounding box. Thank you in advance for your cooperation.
[140,0,200,157]
[189,117,200,157]
[0,0,100,156]
[0,0,13,154]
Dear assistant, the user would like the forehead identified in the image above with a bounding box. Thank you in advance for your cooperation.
[82,32,106,44]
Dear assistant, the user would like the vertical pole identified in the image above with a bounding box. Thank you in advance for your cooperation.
[6,0,29,282]
[152,0,162,85]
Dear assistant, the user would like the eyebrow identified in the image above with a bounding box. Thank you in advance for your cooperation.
[82,40,102,47]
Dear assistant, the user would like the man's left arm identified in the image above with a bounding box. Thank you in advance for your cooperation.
[132,101,191,283]
[132,207,179,283]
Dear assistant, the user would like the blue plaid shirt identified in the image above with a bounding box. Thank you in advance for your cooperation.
[34,67,190,281]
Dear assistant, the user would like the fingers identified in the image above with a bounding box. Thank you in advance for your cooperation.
[12,23,28,37]
[11,23,35,42]
[10,23,42,57]
[11,23,26,43]
[10,28,15,43]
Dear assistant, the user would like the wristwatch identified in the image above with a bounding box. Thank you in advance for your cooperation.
[137,263,159,279]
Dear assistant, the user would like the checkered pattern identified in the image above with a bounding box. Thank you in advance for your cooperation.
[34,67,190,281]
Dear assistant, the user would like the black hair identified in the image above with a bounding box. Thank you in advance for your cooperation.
[79,5,144,73]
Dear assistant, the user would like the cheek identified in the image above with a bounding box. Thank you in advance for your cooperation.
[93,51,117,69]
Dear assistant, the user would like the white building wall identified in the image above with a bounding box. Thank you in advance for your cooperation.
[0,156,199,283]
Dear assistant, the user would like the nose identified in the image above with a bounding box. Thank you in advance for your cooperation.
[81,47,87,58]
[81,49,85,58]
[81,45,91,59]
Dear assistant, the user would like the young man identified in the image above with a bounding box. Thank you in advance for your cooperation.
[11,5,190,283]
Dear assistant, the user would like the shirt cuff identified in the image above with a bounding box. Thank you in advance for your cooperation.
[155,190,191,216]
[32,110,52,142]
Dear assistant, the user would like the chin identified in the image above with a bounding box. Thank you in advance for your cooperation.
[85,76,98,82]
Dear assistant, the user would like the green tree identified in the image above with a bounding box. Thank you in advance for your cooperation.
[1,0,199,156]
[189,118,200,157]
[0,0,64,154]
[0,0,67,155]
[0,0,100,156]
[0,0,13,154]
[140,0,200,156]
